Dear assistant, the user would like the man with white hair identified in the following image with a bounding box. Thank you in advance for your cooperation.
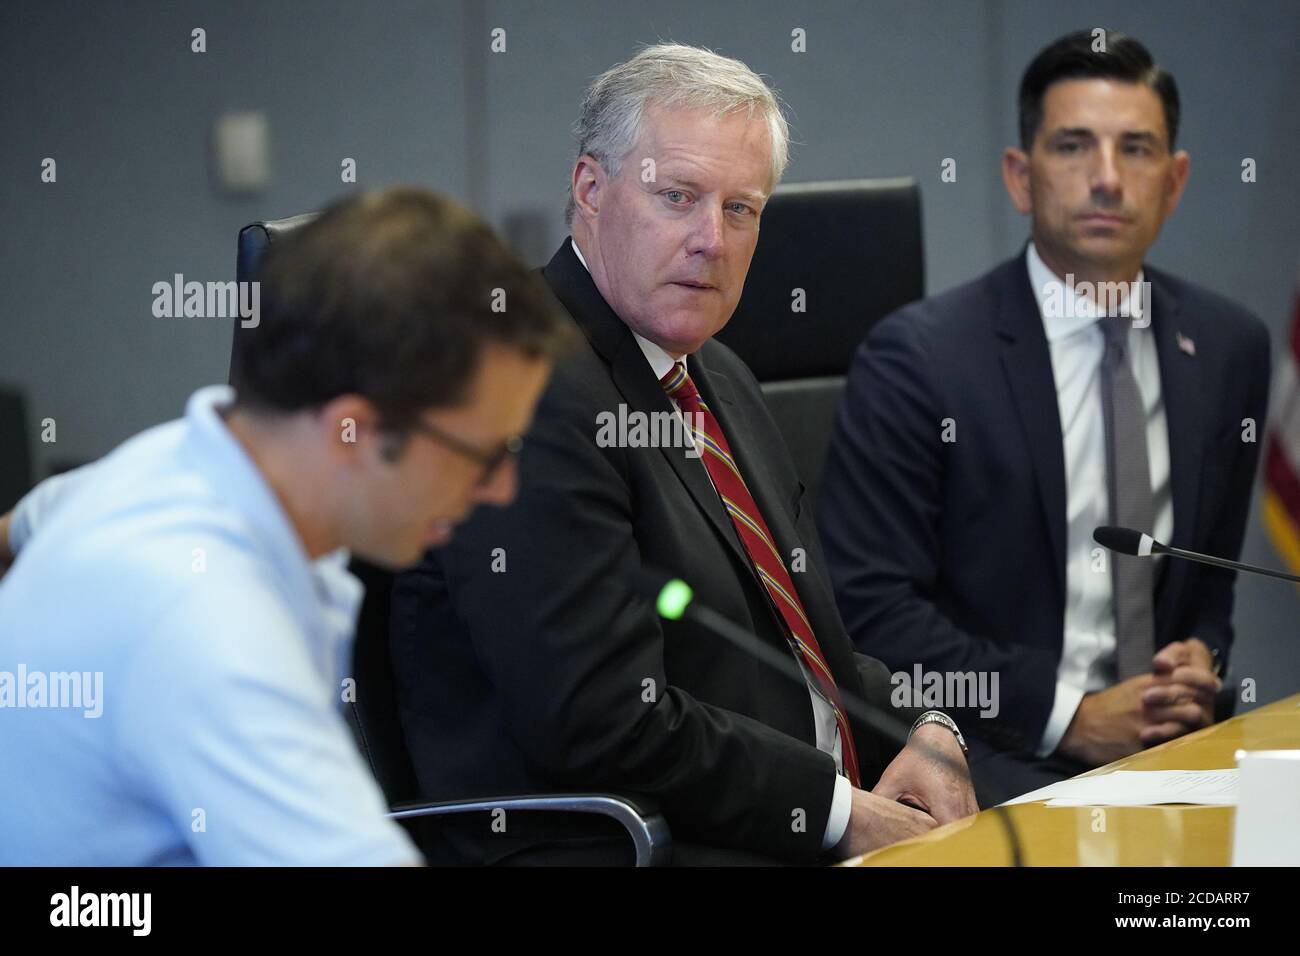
[392,44,977,865]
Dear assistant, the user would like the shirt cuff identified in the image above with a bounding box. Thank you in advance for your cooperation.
[821,773,853,851]
[1037,682,1086,757]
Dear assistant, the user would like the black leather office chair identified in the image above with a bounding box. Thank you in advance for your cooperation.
[232,215,670,865]
[0,386,33,513]
[717,178,924,512]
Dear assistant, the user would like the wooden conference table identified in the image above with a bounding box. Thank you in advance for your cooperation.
[848,692,1300,866]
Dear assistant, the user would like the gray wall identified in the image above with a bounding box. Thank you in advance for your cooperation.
[3,0,1298,704]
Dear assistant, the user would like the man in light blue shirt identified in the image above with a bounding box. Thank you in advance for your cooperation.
[0,188,571,864]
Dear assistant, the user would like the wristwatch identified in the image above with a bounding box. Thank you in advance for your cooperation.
[910,710,968,754]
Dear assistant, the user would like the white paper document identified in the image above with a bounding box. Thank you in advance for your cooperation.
[1000,769,1239,807]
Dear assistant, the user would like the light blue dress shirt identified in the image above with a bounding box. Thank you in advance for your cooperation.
[0,386,420,865]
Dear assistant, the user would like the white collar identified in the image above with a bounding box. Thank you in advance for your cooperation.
[1026,241,1147,343]
[633,330,681,382]
[185,385,362,635]
[570,236,590,272]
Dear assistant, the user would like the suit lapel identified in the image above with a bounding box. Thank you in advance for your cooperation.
[695,348,862,689]
[994,254,1068,602]
[1148,269,1203,552]
[541,241,752,573]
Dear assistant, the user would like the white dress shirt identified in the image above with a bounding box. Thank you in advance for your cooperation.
[571,238,852,848]
[1026,242,1174,756]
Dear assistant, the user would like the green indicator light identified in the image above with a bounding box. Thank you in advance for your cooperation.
[656,579,693,620]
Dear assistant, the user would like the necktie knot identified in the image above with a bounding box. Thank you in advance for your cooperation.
[660,362,700,403]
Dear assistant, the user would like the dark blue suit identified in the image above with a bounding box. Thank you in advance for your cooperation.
[818,251,1270,786]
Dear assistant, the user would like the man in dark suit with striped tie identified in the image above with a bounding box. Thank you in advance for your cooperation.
[819,31,1271,800]
[391,43,976,865]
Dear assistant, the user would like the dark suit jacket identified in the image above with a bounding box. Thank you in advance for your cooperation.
[818,251,1271,754]
[391,240,906,864]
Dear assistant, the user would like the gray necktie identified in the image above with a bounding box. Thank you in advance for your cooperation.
[1099,315,1156,679]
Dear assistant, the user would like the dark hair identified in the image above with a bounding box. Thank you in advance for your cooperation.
[1018,30,1180,151]
[231,187,573,433]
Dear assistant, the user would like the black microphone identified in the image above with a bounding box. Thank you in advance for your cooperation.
[1093,526,1300,584]
[629,566,1025,865]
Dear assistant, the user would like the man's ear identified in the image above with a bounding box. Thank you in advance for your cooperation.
[317,394,384,465]
[571,154,605,220]
[1001,146,1033,215]
[1162,150,1191,219]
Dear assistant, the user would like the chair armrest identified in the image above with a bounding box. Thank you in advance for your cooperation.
[388,793,671,866]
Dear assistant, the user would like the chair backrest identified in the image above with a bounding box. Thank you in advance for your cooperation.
[231,212,418,807]
[715,178,924,510]
[0,386,33,512]
[229,213,320,385]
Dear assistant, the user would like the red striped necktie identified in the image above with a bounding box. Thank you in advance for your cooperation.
[660,361,861,788]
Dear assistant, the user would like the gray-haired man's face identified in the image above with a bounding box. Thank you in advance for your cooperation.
[572,103,772,357]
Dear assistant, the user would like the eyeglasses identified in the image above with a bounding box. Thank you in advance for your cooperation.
[408,419,523,487]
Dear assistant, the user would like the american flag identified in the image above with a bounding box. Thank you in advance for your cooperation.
[1263,278,1300,574]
